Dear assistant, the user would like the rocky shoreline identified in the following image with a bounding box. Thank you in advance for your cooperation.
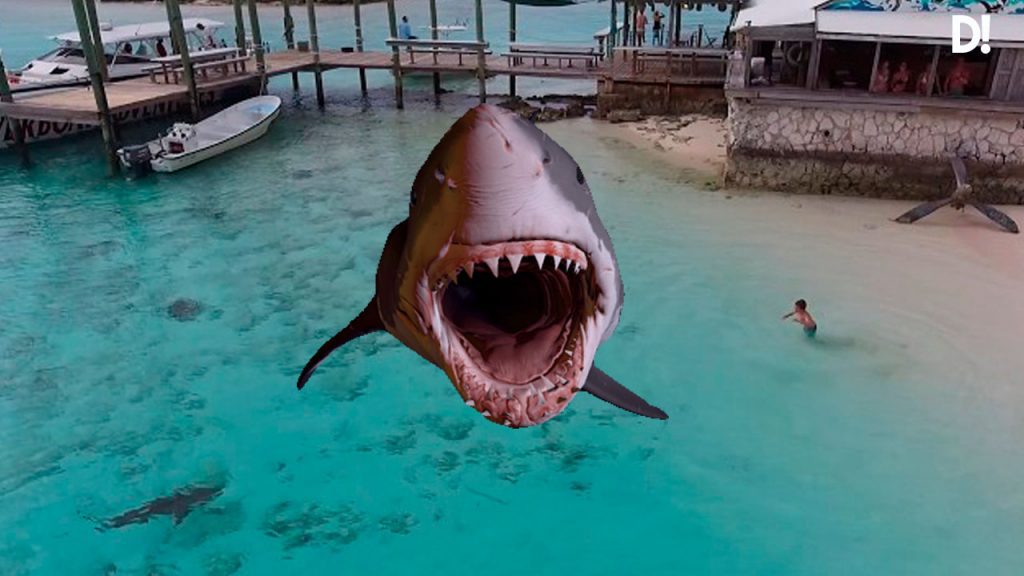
[495,95,594,123]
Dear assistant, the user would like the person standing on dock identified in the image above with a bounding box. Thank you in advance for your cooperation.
[196,22,217,49]
[652,10,663,46]
[634,8,647,46]
[399,16,418,40]
[156,38,168,57]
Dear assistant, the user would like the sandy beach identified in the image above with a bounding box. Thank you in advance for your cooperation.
[559,115,1024,384]
[607,114,729,185]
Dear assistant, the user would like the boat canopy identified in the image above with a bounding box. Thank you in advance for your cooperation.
[52,18,225,45]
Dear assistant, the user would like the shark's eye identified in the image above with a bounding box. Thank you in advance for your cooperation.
[434,168,446,184]
[410,188,418,207]
[576,166,586,185]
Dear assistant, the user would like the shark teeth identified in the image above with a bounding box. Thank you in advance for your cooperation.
[484,257,501,277]
[507,253,523,274]
[429,240,590,289]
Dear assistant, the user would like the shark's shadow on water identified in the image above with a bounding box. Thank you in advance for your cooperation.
[807,334,863,352]
[95,484,224,531]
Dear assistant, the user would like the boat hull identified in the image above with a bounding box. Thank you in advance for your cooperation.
[150,105,280,173]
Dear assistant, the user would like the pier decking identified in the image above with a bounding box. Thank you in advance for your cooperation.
[0,48,727,125]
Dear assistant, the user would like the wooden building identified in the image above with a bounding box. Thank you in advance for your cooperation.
[725,0,1024,202]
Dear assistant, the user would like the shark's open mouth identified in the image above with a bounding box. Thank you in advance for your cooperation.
[426,240,595,427]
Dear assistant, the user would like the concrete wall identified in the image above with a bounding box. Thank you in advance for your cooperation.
[725,95,1024,204]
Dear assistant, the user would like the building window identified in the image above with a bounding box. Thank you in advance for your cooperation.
[872,43,937,96]
[748,40,813,87]
[933,46,997,98]
[816,40,876,91]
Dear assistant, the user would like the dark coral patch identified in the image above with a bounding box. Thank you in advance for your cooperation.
[167,298,203,322]
[379,513,419,535]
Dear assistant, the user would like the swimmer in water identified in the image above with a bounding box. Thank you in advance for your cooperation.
[782,299,817,338]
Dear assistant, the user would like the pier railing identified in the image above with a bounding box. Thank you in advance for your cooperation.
[612,46,729,85]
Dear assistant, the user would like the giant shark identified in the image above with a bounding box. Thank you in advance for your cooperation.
[297,104,667,428]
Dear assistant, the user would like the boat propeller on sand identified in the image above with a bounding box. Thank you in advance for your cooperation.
[895,156,1019,234]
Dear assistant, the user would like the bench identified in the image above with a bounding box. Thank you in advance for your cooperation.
[142,63,177,84]
[504,43,599,69]
[385,38,489,66]
[405,46,493,66]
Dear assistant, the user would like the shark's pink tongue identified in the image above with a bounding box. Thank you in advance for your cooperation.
[466,323,568,383]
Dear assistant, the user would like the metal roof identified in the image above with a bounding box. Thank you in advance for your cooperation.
[731,0,818,31]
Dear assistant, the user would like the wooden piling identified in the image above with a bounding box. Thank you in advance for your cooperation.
[474,0,486,103]
[508,0,516,97]
[232,0,247,56]
[386,0,403,109]
[306,0,325,107]
[608,0,617,62]
[247,0,267,93]
[354,0,368,96]
[0,52,29,165]
[663,0,671,46]
[674,3,682,47]
[429,0,442,98]
[283,0,299,90]
[622,1,630,47]
[165,0,199,119]
[83,0,109,81]
[71,0,118,173]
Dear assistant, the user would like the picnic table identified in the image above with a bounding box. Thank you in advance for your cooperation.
[144,47,245,84]
[503,43,600,69]
[385,38,490,66]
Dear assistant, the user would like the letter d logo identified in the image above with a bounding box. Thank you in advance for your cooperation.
[952,15,980,54]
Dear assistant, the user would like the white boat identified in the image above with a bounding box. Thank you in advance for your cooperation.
[7,18,226,94]
[117,96,281,174]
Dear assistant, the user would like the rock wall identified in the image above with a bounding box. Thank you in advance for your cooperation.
[725,97,1024,204]
[597,81,726,118]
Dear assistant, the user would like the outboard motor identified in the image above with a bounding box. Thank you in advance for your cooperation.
[118,144,153,179]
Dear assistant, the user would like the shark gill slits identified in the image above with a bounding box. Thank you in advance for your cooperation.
[576,166,586,185]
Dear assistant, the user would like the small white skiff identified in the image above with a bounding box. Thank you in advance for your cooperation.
[118,95,281,174]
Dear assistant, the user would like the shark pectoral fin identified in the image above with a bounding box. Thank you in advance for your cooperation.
[296,298,385,390]
[584,366,668,420]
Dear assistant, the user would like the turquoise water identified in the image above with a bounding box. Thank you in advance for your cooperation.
[3,2,1024,575]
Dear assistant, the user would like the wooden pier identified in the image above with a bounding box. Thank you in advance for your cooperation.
[0,47,731,124]
[0,0,739,171]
